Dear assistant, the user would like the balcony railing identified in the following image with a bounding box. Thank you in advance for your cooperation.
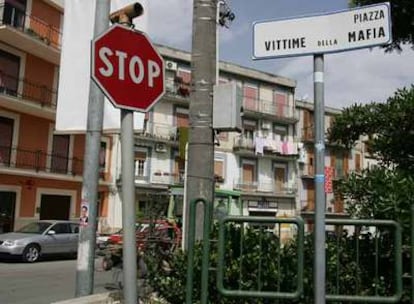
[165,77,191,100]
[242,96,296,120]
[299,164,315,177]
[299,165,346,179]
[139,122,177,141]
[233,135,298,156]
[0,145,83,176]
[0,70,57,108]
[233,180,296,195]
[301,125,333,142]
[0,4,62,49]
[300,199,315,212]
[301,199,345,214]
[301,125,314,141]
[152,171,184,185]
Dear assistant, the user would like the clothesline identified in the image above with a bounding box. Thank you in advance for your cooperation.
[254,135,298,155]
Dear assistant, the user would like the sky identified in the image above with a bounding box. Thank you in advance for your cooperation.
[143,0,414,109]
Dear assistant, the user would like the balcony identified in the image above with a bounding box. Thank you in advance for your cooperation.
[134,171,184,185]
[0,4,61,64]
[233,180,296,196]
[0,70,57,119]
[163,77,191,105]
[137,122,177,143]
[301,125,315,142]
[233,135,298,160]
[152,171,184,185]
[299,164,314,178]
[242,96,297,123]
[0,145,83,176]
[301,199,346,215]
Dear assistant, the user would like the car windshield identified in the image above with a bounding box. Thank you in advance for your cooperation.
[17,222,53,234]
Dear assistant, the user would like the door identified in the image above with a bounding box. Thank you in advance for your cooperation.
[307,181,315,211]
[44,222,72,253]
[274,91,287,117]
[242,163,255,191]
[274,167,286,193]
[0,191,16,233]
[39,194,70,220]
[51,134,70,173]
[0,116,14,165]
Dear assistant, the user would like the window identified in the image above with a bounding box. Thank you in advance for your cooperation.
[214,155,225,183]
[273,90,288,117]
[242,119,257,140]
[243,85,258,111]
[273,124,288,141]
[3,0,27,29]
[51,134,70,173]
[134,149,147,178]
[241,159,257,191]
[274,163,287,192]
[0,49,20,96]
[0,116,14,165]
[175,107,189,128]
[99,141,107,174]
[176,69,191,97]
[51,223,71,234]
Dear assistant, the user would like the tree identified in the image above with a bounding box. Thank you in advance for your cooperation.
[351,0,414,51]
[328,85,414,232]
[328,86,414,172]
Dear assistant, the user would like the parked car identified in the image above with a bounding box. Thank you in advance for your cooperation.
[107,219,182,251]
[0,220,79,262]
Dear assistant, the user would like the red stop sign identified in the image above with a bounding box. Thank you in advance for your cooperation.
[91,24,165,112]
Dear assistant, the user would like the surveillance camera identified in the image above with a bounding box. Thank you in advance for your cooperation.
[110,3,144,24]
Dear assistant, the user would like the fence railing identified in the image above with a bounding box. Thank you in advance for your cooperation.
[139,122,177,141]
[0,70,57,108]
[0,4,62,49]
[0,145,83,176]
[233,180,296,195]
[242,96,296,120]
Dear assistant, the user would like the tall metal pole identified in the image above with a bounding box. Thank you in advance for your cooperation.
[76,0,110,297]
[121,109,137,304]
[185,0,217,242]
[313,54,326,303]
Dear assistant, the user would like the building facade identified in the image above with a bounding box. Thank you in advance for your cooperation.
[1,1,369,234]
[0,0,113,233]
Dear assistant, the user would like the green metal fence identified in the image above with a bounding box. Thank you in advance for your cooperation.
[185,198,407,303]
[217,216,304,300]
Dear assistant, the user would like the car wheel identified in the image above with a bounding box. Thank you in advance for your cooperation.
[22,244,40,263]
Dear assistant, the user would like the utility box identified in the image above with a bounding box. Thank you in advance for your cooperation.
[213,82,242,132]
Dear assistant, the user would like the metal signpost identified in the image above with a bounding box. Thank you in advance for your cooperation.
[91,20,165,304]
[253,3,391,303]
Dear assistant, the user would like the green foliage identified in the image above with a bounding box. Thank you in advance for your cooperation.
[336,168,414,227]
[328,86,414,172]
[350,0,414,51]
[145,224,407,303]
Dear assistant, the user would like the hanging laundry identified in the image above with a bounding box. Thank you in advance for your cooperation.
[282,141,288,154]
[254,136,265,155]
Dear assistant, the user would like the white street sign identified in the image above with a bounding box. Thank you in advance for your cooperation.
[253,2,392,59]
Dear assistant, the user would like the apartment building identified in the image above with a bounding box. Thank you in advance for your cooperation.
[104,45,299,231]
[0,0,114,233]
[295,100,365,230]
[1,1,369,235]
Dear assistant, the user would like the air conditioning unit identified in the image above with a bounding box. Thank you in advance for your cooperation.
[166,60,177,71]
[261,121,271,129]
[155,143,167,153]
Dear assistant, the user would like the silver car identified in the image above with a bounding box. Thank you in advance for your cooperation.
[0,220,79,262]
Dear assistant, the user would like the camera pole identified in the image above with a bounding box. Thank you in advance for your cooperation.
[75,0,110,297]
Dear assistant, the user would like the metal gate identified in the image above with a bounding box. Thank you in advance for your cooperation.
[185,198,409,304]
